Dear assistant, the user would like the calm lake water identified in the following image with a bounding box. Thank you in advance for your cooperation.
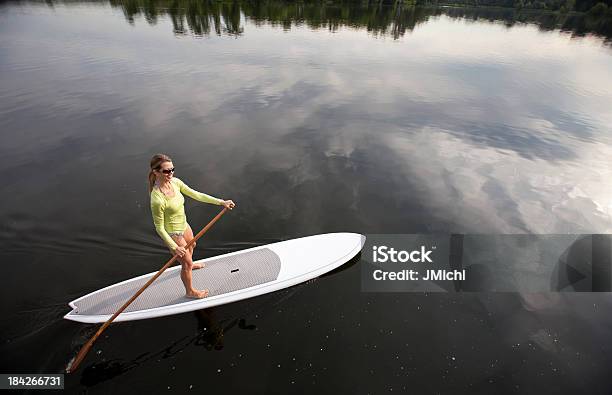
[1,0,612,393]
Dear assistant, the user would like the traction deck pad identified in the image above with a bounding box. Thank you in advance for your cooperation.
[73,248,281,316]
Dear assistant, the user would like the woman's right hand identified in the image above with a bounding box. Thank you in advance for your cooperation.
[174,246,187,258]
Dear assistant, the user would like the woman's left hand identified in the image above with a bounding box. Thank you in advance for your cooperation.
[222,199,236,210]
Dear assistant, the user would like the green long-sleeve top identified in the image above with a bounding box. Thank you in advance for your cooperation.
[150,177,224,250]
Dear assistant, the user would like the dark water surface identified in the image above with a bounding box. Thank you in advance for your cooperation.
[1,1,612,393]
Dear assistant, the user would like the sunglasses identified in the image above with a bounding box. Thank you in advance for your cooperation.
[160,168,175,174]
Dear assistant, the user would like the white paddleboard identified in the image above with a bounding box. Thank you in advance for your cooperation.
[64,233,365,323]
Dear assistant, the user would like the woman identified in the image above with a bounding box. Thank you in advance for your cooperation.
[148,154,235,299]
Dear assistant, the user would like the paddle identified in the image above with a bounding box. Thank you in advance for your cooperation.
[66,207,228,373]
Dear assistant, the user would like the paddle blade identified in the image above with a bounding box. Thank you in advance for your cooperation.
[66,337,95,373]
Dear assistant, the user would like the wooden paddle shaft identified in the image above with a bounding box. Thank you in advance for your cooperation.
[66,207,228,373]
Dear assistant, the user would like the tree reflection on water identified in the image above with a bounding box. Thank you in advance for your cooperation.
[8,0,609,42]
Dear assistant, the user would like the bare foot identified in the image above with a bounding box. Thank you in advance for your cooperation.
[186,289,209,299]
[192,263,205,270]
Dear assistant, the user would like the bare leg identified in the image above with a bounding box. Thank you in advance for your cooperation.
[171,233,209,299]
[184,223,204,270]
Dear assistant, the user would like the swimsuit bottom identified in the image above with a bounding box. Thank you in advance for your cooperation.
[167,222,190,238]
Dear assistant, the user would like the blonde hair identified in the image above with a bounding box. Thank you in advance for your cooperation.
[148,154,173,192]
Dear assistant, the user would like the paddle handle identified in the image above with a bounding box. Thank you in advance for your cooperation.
[66,207,228,373]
